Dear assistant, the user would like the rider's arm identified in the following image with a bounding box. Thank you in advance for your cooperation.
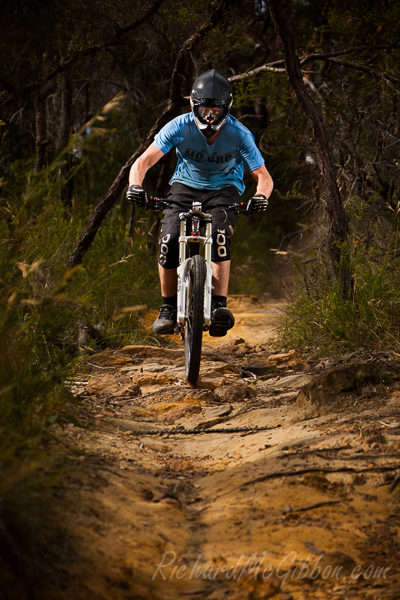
[129,143,165,186]
[250,165,274,199]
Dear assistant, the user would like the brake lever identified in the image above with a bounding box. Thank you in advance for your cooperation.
[147,196,166,211]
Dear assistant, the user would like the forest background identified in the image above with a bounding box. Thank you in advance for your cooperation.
[0,0,399,591]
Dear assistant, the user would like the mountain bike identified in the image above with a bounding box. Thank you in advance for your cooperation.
[147,196,248,385]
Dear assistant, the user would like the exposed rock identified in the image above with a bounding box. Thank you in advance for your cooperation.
[266,350,297,365]
[184,404,233,430]
[294,360,400,420]
[256,374,312,394]
[140,361,169,372]
[202,404,232,419]
[86,375,140,398]
[154,400,202,415]
[240,363,276,377]
[214,383,254,402]
[214,363,242,375]
[130,372,179,387]
[161,403,203,423]
[197,374,228,390]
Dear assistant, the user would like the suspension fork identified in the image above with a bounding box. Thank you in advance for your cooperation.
[176,206,213,327]
[203,221,213,326]
[177,215,188,325]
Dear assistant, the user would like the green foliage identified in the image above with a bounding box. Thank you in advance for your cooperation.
[0,111,160,465]
[0,97,160,585]
[0,244,76,590]
[282,240,400,356]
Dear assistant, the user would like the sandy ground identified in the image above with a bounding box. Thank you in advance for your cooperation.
[48,295,400,599]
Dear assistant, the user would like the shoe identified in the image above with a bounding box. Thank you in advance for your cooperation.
[208,303,235,337]
[152,304,176,334]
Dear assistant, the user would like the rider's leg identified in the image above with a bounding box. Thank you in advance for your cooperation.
[152,198,181,334]
[209,259,235,337]
[159,264,177,297]
[152,265,178,334]
[208,205,236,337]
[211,260,230,296]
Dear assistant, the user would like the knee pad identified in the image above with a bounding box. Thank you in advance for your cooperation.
[211,227,232,262]
[158,232,179,268]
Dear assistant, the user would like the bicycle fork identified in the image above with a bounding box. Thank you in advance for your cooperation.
[176,204,213,330]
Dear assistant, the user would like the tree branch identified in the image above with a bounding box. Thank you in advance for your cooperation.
[323,56,400,88]
[229,44,400,86]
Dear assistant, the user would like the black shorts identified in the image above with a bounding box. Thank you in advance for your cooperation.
[158,182,239,269]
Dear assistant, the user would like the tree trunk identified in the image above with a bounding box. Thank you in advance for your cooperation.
[267,0,353,299]
[34,53,54,173]
[58,67,74,206]
[34,90,47,172]
[146,153,173,254]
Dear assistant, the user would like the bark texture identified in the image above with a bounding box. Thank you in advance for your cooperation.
[58,67,74,206]
[267,0,352,298]
[34,90,48,172]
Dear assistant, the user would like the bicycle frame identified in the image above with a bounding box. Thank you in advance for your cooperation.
[176,201,213,330]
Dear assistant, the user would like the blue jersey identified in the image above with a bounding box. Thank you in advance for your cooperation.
[153,112,264,195]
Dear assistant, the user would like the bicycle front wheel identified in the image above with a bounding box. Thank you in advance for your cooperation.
[184,254,206,385]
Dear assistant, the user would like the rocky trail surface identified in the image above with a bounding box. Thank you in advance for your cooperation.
[54,296,400,599]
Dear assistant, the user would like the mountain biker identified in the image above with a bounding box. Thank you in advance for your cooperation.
[126,69,273,337]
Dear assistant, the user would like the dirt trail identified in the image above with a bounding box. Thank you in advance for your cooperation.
[55,295,400,600]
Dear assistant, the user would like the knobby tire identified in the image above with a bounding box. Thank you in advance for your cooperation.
[185,254,206,385]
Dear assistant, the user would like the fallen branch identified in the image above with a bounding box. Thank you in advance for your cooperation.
[278,448,400,461]
[85,362,118,370]
[390,471,400,493]
[283,500,340,514]
[379,420,400,428]
[315,453,400,461]
[239,464,400,490]
[278,445,351,458]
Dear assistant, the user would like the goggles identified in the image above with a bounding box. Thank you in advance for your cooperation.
[198,105,224,122]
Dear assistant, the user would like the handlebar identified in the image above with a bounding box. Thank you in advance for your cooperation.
[145,195,249,215]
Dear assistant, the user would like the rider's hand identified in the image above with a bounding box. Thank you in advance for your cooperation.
[246,194,268,215]
[126,185,147,207]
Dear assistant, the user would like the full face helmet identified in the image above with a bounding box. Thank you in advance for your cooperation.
[190,69,233,138]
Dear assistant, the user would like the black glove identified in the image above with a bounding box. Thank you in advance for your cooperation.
[246,194,268,215]
[126,185,147,207]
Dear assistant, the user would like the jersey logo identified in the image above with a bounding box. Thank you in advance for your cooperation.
[184,148,233,164]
